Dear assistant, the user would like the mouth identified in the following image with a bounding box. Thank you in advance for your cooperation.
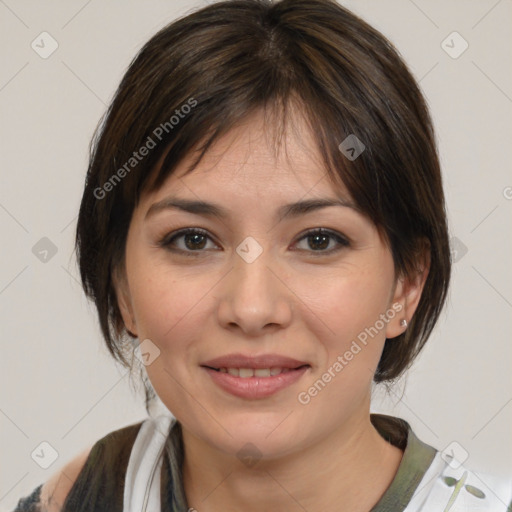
[200,353,311,399]
[203,365,310,378]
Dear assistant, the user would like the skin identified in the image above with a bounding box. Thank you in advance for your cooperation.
[115,108,429,512]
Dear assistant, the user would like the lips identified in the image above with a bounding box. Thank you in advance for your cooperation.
[214,367,300,378]
[200,353,311,399]
[200,353,310,370]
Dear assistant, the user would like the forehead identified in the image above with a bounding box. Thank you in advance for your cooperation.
[140,109,350,211]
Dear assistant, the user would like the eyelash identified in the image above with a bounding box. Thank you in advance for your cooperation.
[158,227,350,257]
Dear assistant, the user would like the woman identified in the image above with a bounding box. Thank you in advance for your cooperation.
[12,0,512,510]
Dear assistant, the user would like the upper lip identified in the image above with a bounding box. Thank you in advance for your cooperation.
[201,353,310,369]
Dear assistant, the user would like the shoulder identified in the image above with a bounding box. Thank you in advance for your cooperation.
[34,421,144,512]
[444,465,512,511]
[39,445,92,512]
[418,453,512,511]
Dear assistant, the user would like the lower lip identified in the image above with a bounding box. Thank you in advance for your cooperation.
[202,366,309,399]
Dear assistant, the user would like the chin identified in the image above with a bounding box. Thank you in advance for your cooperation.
[209,417,304,460]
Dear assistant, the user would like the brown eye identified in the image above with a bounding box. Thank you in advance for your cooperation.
[159,227,350,257]
[293,229,350,254]
[159,228,218,255]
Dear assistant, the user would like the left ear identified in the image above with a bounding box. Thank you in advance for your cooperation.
[386,239,430,339]
[112,264,138,338]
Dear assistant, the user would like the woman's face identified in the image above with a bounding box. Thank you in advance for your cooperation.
[115,110,420,460]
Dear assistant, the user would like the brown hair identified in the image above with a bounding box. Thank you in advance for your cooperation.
[75,0,451,395]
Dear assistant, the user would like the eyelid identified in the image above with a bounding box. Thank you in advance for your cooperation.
[295,228,350,247]
[158,227,216,249]
[158,227,350,255]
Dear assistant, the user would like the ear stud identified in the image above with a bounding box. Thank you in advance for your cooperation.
[400,319,408,328]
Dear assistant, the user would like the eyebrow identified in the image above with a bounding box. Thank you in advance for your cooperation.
[145,196,358,222]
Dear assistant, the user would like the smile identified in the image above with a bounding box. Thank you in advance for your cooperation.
[208,366,308,377]
[202,365,310,399]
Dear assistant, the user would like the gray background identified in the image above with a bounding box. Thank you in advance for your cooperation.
[1,0,511,509]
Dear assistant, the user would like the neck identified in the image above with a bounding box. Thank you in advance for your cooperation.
[181,411,404,512]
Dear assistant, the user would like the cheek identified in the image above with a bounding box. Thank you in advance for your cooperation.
[293,274,392,414]
[293,264,394,353]
[130,272,202,343]
[130,273,206,405]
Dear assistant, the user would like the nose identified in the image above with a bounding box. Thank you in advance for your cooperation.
[216,243,293,337]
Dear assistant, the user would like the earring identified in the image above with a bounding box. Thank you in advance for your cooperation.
[400,319,408,328]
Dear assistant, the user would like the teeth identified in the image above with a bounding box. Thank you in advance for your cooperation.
[216,367,298,377]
